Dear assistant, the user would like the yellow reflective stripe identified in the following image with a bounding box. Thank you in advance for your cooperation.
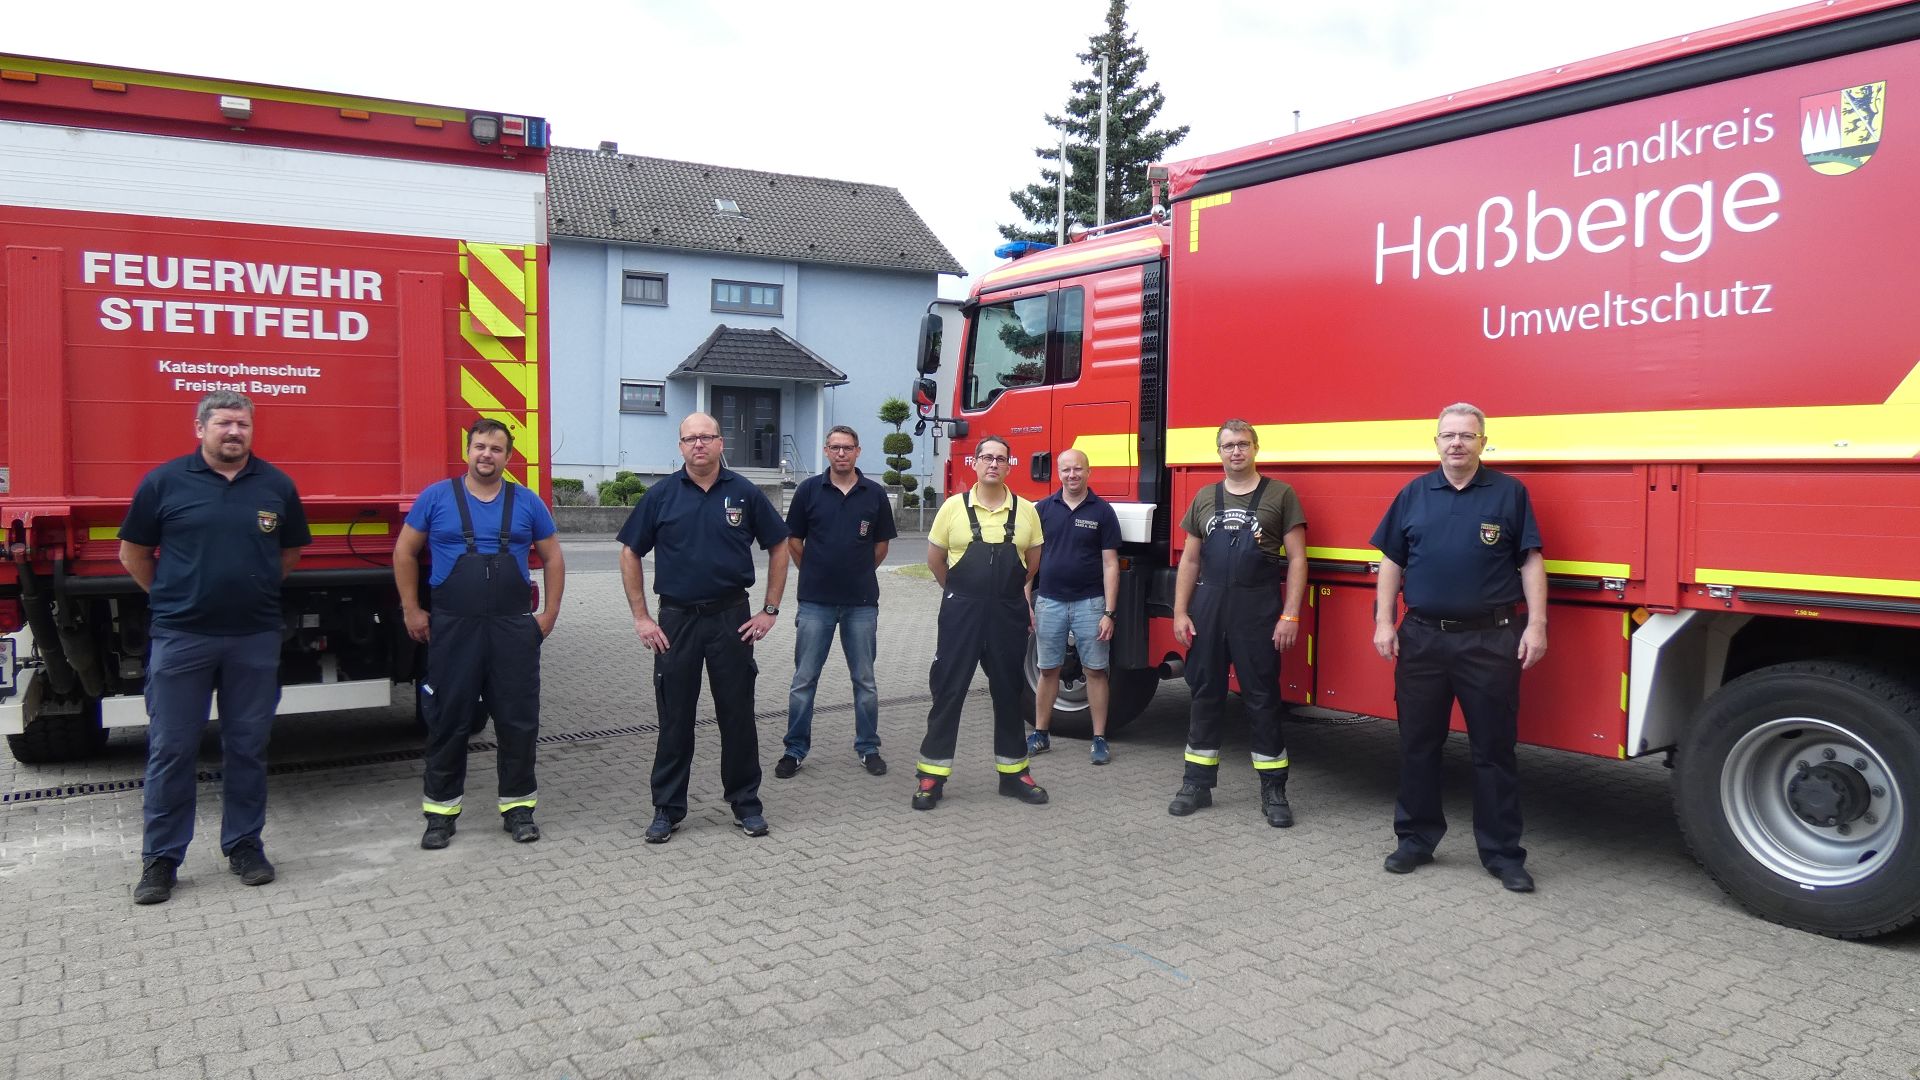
[1188,192,1232,253]
[1546,560,1632,578]
[498,798,536,812]
[461,316,517,362]
[1307,546,1381,562]
[1620,672,1629,714]
[995,758,1030,774]
[1695,567,1920,600]
[90,521,390,541]
[1165,389,1920,464]
[1184,751,1221,766]
[423,802,462,816]
[1070,433,1137,469]
[0,55,468,121]
[1251,757,1290,770]
[917,761,953,777]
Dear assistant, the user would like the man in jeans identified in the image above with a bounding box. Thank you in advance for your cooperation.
[777,425,898,779]
[118,390,312,904]
[1027,448,1122,765]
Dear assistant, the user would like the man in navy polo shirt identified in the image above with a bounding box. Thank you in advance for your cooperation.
[776,425,897,780]
[1027,448,1122,765]
[619,412,788,843]
[1371,402,1548,893]
[118,391,311,905]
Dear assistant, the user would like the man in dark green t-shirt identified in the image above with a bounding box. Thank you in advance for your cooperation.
[1168,419,1309,828]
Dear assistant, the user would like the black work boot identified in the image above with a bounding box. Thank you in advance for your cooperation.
[502,806,540,843]
[1168,783,1213,816]
[421,813,457,850]
[133,856,178,905]
[911,773,946,811]
[998,769,1049,805]
[1260,771,1294,828]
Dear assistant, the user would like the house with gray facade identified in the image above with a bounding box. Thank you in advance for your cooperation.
[546,145,964,492]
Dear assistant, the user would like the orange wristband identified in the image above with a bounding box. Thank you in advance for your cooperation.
[1279,615,1301,623]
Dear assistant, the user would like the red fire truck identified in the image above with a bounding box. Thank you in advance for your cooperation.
[0,58,549,763]
[913,0,1920,937]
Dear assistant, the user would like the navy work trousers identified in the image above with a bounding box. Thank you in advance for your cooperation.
[141,628,281,863]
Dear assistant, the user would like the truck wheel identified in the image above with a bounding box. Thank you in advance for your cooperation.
[1674,660,1920,939]
[1022,635,1159,738]
[6,674,109,764]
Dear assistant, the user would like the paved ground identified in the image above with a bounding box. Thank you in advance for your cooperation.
[2,552,1917,1080]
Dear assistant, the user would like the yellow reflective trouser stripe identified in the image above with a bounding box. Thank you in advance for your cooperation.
[498,797,537,812]
[917,761,954,777]
[995,757,1029,774]
[1251,756,1291,771]
[1184,746,1221,766]
[423,800,462,816]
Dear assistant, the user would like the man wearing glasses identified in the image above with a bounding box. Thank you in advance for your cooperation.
[775,425,897,780]
[1168,419,1308,827]
[1371,403,1546,893]
[912,435,1048,810]
[619,412,789,843]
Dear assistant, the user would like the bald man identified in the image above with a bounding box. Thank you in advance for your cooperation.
[1028,447,1123,764]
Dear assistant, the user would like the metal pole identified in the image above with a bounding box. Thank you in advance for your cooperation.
[1293,109,1301,133]
[1057,127,1068,246]
[1096,55,1109,227]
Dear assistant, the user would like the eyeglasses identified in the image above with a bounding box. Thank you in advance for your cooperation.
[974,454,1010,465]
[679,434,721,446]
[824,444,859,454]
[1436,432,1485,443]
[1217,440,1253,453]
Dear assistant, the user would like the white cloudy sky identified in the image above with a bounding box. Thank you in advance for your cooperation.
[12,0,1794,296]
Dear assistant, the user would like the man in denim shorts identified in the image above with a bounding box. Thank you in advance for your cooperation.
[1027,448,1122,764]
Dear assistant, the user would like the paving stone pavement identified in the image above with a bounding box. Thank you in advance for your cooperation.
[2,553,1917,1080]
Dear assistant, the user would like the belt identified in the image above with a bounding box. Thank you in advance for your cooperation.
[1406,605,1516,632]
[658,590,749,616]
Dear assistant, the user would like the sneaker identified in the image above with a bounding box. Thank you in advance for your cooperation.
[1026,730,1051,756]
[1168,783,1213,817]
[420,813,457,850]
[502,806,541,843]
[775,754,801,779]
[998,770,1049,805]
[226,838,276,886]
[735,813,770,838]
[862,752,888,776]
[1089,737,1111,765]
[911,775,944,811]
[133,856,178,905]
[644,810,680,844]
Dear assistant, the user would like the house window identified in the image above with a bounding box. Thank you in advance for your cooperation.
[620,380,665,414]
[623,272,667,306]
[712,279,782,315]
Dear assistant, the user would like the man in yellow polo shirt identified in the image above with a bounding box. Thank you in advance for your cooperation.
[913,435,1047,811]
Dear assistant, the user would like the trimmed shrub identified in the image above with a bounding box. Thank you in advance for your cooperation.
[596,470,649,507]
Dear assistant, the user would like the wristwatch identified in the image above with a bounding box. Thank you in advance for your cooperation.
[763,604,780,616]
[1103,610,1116,619]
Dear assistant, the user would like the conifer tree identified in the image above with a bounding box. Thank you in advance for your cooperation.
[1000,0,1190,243]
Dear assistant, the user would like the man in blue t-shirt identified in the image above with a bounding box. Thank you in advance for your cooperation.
[393,418,565,850]
[776,425,897,780]
[1027,448,1122,765]
[120,391,312,905]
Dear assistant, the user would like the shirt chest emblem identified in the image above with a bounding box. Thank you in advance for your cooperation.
[1480,521,1502,546]
[257,510,279,534]
[858,519,871,538]
[724,496,744,528]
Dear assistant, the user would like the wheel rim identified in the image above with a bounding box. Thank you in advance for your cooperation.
[1025,636,1090,714]
[1721,716,1905,887]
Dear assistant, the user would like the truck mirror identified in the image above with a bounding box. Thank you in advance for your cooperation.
[912,377,938,418]
[946,419,969,439]
[916,312,943,374]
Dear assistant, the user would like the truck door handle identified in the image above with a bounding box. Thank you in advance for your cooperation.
[1031,451,1051,482]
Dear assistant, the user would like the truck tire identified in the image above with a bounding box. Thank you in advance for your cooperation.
[6,674,110,765]
[1674,660,1920,939]
[1022,634,1159,739]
